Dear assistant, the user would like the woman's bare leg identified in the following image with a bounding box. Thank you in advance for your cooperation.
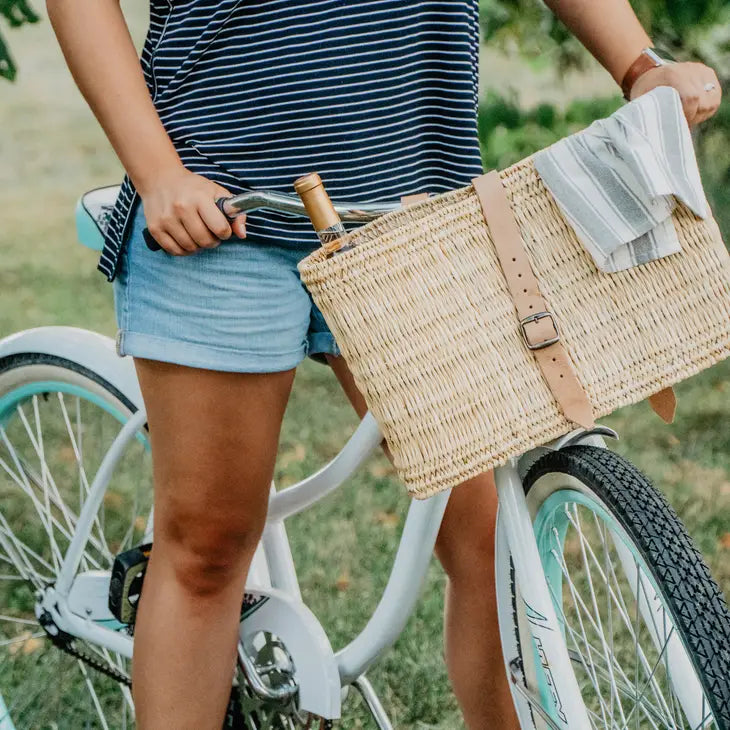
[326,355,518,730]
[434,472,519,730]
[131,359,295,730]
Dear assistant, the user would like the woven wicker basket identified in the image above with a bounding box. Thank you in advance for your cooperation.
[298,156,730,499]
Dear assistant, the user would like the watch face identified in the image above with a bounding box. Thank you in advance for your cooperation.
[647,47,677,65]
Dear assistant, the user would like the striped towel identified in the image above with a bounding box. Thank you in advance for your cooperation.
[533,86,709,273]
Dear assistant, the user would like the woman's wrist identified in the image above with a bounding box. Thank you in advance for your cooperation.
[131,155,187,197]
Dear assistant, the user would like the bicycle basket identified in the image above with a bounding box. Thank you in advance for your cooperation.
[298,156,730,499]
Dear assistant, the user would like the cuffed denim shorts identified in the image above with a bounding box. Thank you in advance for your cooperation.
[113,204,340,373]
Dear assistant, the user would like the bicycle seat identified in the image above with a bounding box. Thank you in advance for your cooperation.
[75,185,121,251]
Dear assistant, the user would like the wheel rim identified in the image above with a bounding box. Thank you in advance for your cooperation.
[531,480,717,729]
[0,374,152,728]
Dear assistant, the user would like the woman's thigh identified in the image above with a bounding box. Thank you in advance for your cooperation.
[134,358,295,573]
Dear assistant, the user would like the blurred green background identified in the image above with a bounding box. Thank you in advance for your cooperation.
[1,1,729,727]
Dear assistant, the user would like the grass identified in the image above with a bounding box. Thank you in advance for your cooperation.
[2,6,730,729]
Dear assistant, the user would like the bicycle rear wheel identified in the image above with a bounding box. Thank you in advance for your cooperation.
[0,352,153,729]
[503,445,730,730]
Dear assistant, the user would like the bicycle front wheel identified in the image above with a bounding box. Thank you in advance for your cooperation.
[506,445,730,730]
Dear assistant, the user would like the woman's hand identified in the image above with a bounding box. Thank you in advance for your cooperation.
[139,165,248,256]
[629,61,722,127]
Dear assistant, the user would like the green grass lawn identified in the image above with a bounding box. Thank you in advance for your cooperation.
[2,7,730,729]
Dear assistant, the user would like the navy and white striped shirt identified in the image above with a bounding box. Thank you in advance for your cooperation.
[99,0,484,280]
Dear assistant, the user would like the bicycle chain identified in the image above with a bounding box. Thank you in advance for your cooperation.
[38,609,132,686]
[60,637,133,686]
[38,612,335,728]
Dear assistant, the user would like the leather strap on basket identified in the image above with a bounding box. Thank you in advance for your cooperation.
[648,387,677,423]
[401,193,429,207]
[472,171,595,429]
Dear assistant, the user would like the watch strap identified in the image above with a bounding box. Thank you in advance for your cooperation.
[621,48,664,100]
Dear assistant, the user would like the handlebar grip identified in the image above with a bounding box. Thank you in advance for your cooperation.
[143,228,161,252]
[143,197,235,252]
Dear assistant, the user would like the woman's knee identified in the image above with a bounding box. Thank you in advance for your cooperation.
[435,472,499,582]
[153,473,269,597]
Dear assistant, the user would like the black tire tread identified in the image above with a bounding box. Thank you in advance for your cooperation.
[0,352,138,415]
[524,445,730,729]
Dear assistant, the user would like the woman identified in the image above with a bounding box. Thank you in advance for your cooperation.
[48,1,721,727]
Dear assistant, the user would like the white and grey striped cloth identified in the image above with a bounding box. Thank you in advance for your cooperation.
[534,86,709,273]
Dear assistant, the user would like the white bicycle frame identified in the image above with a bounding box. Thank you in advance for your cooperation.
[7,186,609,728]
[27,392,602,729]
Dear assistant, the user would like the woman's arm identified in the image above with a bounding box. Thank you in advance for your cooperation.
[47,0,246,255]
[543,0,722,126]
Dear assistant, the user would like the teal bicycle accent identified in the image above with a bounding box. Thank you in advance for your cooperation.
[0,381,149,450]
[74,198,106,252]
[0,693,15,730]
[529,486,670,726]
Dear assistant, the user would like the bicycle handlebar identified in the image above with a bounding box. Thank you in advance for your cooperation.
[143,189,403,252]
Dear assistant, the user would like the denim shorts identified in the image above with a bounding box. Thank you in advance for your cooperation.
[113,204,340,372]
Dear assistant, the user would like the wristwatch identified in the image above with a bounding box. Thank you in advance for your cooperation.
[621,47,677,100]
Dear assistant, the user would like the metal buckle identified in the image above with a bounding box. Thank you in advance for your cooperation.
[520,311,560,351]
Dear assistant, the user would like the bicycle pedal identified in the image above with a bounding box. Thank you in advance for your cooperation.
[108,543,152,625]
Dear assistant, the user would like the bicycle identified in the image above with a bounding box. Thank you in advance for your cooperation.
[1,183,730,729]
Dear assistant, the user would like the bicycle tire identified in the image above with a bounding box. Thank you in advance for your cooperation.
[512,445,730,729]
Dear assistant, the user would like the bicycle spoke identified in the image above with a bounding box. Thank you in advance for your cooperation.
[0,614,38,627]
[58,393,113,563]
[541,496,717,730]
[77,659,111,730]
[0,632,45,648]
[568,504,629,726]
[565,506,680,725]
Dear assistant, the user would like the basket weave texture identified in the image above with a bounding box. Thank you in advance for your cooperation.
[299,156,730,499]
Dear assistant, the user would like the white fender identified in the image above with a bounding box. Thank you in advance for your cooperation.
[0,326,143,410]
[241,587,341,719]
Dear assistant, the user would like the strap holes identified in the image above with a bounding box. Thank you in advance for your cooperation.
[559,374,564,378]
[517,273,522,278]
[511,257,516,262]
[523,289,527,293]
[552,357,556,362]
[528,305,533,309]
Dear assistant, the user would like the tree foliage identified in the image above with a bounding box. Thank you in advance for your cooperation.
[479,0,730,77]
[478,0,730,234]
[0,0,38,81]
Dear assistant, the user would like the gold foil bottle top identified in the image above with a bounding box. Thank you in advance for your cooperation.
[294,172,342,233]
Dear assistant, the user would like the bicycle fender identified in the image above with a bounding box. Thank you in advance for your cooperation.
[0,326,143,410]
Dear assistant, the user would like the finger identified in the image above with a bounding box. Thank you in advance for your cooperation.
[198,199,232,241]
[148,227,186,257]
[698,81,722,122]
[696,91,720,121]
[212,184,246,238]
[164,220,198,253]
[695,102,720,126]
[181,209,220,249]
[682,91,701,127]
[231,214,247,239]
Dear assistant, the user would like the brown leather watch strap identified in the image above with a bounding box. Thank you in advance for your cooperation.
[472,171,595,429]
[621,50,662,100]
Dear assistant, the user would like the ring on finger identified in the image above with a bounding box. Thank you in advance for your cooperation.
[704,82,717,93]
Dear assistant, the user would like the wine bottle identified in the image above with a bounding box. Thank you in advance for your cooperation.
[294,173,352,256]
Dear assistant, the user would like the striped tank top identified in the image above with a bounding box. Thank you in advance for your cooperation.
[99,0,483,280]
